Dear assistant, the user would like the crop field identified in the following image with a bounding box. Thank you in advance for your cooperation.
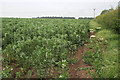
[2,18,91,78]
[1,15,119,78]
[0,0,119,79]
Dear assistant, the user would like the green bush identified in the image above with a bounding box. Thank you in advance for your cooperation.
[95,8,119,33]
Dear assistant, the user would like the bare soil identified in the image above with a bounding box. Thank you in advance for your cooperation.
[68,46,95,78]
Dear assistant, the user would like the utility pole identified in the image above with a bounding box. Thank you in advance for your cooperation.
[118,1,120,7]
[93,9,96,18]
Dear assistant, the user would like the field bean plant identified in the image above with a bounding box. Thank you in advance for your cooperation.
[2,18,90,78]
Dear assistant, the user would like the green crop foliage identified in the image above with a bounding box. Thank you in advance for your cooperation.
[2,18,90,78]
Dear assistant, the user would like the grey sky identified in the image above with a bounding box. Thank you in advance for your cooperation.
[0,0,119,18]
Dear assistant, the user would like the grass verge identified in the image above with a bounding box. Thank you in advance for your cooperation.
[86,20,119,78]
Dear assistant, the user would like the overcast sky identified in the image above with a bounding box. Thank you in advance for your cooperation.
[0,0,119,18]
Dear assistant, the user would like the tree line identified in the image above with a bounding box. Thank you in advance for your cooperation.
[33,16,94,19]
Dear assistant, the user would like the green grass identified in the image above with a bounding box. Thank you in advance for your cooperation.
[86,8,119,78]
[96,29,118,41]
[89,20,119,78]
[101,48,118,78]
[89,20,102,31]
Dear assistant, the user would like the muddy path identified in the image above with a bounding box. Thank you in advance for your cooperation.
[68,46,95,78]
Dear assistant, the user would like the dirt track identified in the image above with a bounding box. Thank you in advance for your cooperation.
[68,46,95,78]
